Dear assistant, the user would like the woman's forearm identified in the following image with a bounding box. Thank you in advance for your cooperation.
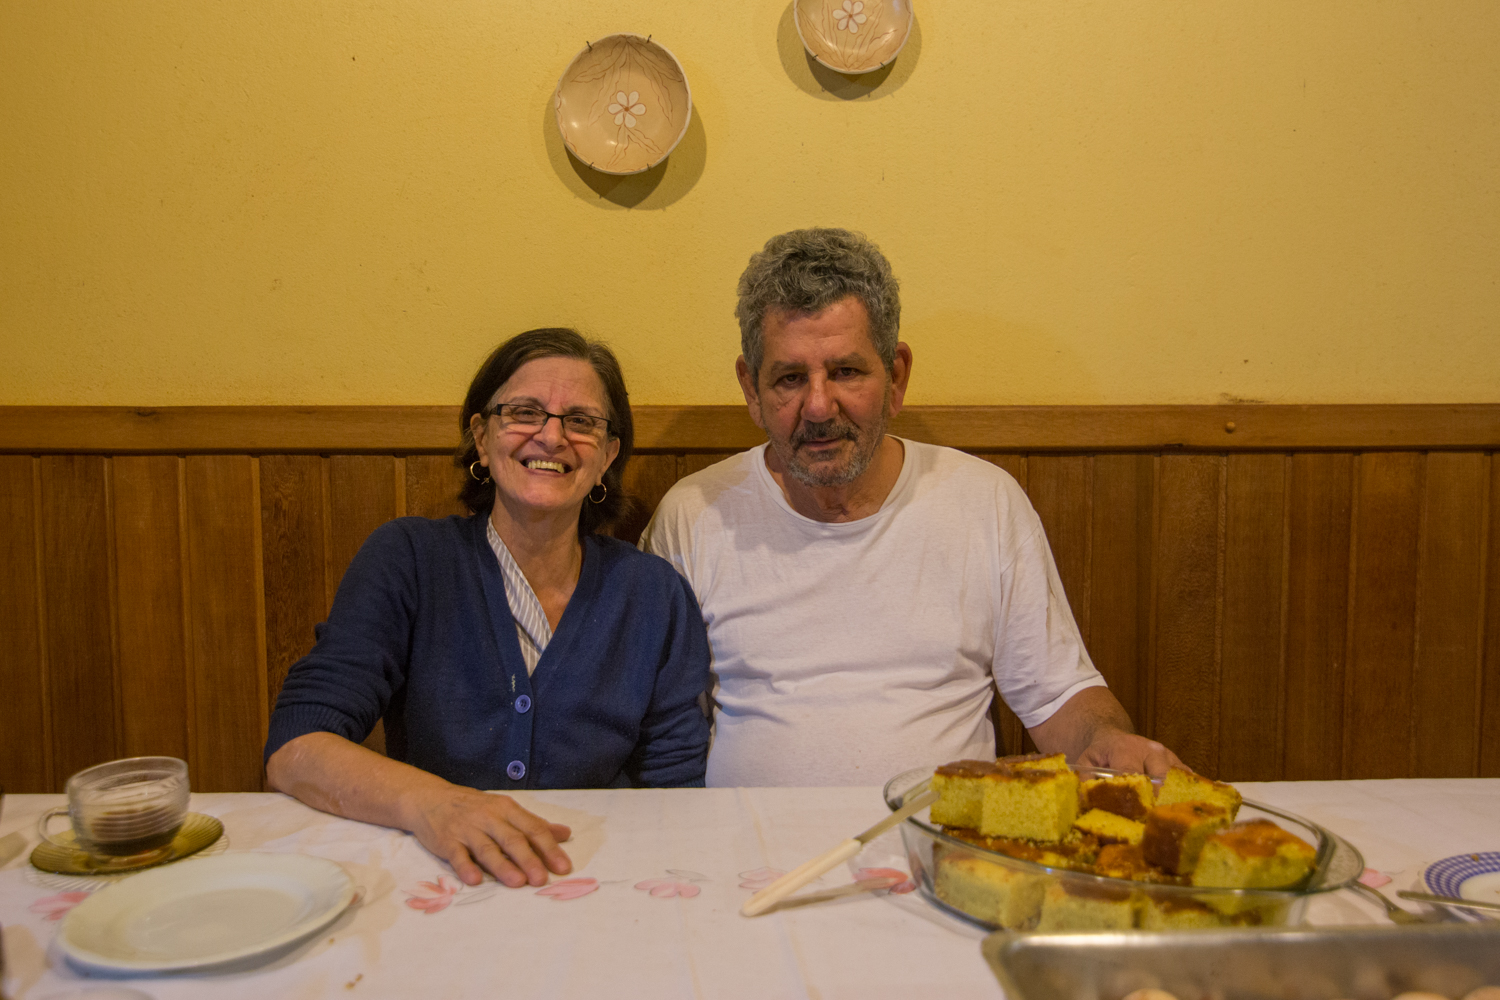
[265,731,449,832]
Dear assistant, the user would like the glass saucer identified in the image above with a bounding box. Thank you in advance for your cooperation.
[29,812,224,876]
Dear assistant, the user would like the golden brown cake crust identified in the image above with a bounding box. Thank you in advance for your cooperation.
[934,759,1009,779]
[1080,776,1152,820]
[1211,819,1314,859]
[1141,802,1230,875]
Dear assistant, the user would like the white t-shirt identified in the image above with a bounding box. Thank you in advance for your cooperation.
[640,438,1106,787]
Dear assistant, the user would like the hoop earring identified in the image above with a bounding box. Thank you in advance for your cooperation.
[588,482,608,504]
[468,460,491,484]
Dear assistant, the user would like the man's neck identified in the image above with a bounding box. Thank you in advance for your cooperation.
[765,436,906,523]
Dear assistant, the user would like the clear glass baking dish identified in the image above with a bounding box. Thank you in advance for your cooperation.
[883,766,1365,932]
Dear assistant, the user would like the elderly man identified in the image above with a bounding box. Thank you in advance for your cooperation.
[641,228,1183,786]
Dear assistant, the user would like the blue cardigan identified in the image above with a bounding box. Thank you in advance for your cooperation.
[265,515,711,789]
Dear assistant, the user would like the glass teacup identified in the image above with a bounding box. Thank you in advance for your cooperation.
[37,757,190,861]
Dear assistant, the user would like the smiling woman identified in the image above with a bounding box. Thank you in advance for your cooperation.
[264,329,711,890]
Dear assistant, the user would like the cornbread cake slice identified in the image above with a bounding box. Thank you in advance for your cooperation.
[947,827,1097,871]
[1094,843,1189,884]
[1139,894,1232,929]
[1079,772,1154,820]
[932,850,1046,929]
[1155,767,1242,820]
[930,760,1005,829]
[1073,808,1146,846]
[1191,819,1317,890]
[1000,752,1069,771]
[1035,880,1138,931]
[1141,802,1230,875]
[979,766,1080,841]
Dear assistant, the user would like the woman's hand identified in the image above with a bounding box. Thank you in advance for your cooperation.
[268,732,572,887]
[403,785,572,887]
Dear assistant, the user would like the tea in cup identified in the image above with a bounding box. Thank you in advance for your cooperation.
[37,757,190,860]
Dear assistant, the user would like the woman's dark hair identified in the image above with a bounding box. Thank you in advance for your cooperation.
[456,328,634,536]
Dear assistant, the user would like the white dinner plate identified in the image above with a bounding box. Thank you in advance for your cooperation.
[1424,851,1500,921]
[58,852,355,972]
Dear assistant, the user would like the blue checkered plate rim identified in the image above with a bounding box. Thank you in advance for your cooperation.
[1424,851,1500,920]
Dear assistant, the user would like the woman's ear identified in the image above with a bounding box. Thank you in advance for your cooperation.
[468,412,490,465]
[601,435,621,476]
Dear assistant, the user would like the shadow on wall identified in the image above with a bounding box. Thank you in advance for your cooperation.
[542,92,708,210]
[777,1,922,101]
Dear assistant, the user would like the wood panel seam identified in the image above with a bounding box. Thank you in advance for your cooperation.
[1341,454,1361,780]
[31,456,56,790]
[104,457,125,764]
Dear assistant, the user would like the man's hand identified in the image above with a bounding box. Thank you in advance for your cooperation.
[1026,686,1186,778]
[1075,729,1184,779]
[404,786,572,887]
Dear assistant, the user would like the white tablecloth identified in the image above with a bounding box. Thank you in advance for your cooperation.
[2,780,1497,999]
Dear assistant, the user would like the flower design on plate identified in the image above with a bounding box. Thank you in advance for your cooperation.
[405,876,462,914]
[738,867,787,891]
[536,877,600,901]
[636,869,707,898]
[832,0,867,33]
[30,891,90,922]
[854,867,917,894]
[607,90,647,128]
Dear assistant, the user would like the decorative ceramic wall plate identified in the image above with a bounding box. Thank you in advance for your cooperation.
[554,33,692,176]
[794,0,914,75]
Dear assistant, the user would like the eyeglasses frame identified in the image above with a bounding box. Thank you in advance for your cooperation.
[483,402,614,441]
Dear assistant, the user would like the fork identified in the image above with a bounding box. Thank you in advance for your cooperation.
[1349,880,1434,924]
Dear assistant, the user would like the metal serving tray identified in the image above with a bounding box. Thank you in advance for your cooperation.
[982,924,1500,1000]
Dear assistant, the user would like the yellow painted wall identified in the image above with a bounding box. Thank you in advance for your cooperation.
[2,1,1497,406]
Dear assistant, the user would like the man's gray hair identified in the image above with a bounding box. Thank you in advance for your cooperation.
[735,228,901,379]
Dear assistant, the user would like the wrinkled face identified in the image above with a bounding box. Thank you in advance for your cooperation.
[739,295,895,489]
[470,356,620,519]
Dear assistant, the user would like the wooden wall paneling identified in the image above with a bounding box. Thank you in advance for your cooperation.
[1151,455,1225,775]
[404,455,468,520]
[979,454,1028,491]
[183,456,268,791]
[259,456,326,722]
[679,452,743,479]
[1412,453,1487,777]
[0,456,50,791]
[1026,457,1093,644]
[614,455,679,546]
[1088,455,1154,732]
[38,455,119,783]
[1344,453,1424,779]
[111,457,190,762]
[1482,454,1500,776]
[1217,454,1288,781]
[1283,454,1354,780]
[328,456,398,583]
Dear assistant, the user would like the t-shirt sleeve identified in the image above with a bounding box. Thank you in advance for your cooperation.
[991,506,1108,730]
[625,563,712,788]
[263,520,419,762]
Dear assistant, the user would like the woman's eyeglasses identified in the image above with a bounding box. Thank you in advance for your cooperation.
[485,403,612,440]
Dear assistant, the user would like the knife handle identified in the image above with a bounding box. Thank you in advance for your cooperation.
[741,838,863,917]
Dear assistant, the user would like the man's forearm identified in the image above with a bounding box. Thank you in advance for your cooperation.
[1026,685,1134,760]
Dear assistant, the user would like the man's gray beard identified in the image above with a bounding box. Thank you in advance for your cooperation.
[776,411,888,488]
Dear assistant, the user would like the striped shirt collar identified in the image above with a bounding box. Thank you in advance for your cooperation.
[485,518,553,676]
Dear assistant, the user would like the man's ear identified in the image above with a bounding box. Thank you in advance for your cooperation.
[735,356,766,431]
[886,342,913,417]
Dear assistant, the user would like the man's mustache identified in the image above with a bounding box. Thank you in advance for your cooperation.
[792,419,858,448]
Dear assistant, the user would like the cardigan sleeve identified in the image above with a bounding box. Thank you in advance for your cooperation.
[264,520,420,762]
[624,566,712,788]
